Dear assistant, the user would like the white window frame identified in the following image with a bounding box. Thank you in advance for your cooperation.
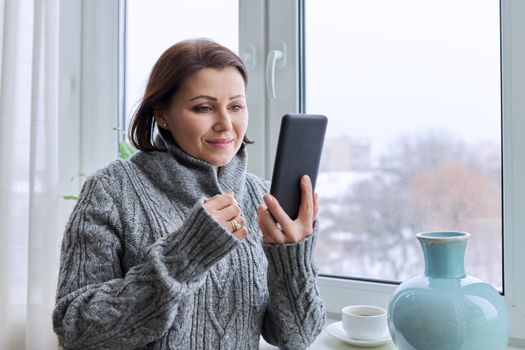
[501,0,525,345]
[59,0,525,345]
[58,0,119,191]
[255,0,525,345]
[239,0,267,176]
[58,0,121,226]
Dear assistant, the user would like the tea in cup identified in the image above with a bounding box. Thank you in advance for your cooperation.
[341,305,388,340]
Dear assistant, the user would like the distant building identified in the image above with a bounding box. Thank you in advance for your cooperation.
[320,136,371,172]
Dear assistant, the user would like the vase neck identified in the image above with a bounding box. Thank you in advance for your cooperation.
[417,232,470,279]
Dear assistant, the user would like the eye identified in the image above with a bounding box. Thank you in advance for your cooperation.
[192,105,212,113]
[229,104,244,111]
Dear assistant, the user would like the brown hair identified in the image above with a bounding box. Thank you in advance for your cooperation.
[129,38,253,151]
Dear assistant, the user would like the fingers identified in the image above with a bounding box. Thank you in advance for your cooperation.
[214,203,241,223]
[204,192,247,240]
[232,229,248,240]
[204,192,239,222]
[230,216,248,240]
[257,206,273,244]
[258,205,284,244]
[204,192,235,212]
[258,176,318,245]
[297,175,314,225]
[223,213,248,240]
[262,193,294,234]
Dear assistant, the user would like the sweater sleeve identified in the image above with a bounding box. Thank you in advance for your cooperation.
[261,230,326,349]
[52,176,240,350]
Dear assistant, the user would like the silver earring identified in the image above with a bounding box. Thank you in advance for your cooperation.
[163,123,168,128]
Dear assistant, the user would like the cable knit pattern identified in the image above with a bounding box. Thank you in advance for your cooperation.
[53,143,326,350]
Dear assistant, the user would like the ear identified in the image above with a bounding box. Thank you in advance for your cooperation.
[154,112,168,129]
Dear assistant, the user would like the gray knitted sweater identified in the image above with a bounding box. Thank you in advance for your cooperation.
[52,142,326,350]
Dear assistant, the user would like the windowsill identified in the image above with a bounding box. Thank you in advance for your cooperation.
[259,317,524,349]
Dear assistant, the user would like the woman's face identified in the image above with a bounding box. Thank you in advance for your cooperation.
[156,67,249,167]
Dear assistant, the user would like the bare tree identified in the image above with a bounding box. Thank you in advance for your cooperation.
[315,129,501,285]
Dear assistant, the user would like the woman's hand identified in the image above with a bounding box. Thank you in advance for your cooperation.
[204,192,248,240]
[257,175,319,244]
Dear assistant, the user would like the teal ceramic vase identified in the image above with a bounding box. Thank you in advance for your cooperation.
[387,231,509,350]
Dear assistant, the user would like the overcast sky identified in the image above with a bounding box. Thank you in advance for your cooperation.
[127,0,501,156]
[126,0,238,121]
[305,0,500,153]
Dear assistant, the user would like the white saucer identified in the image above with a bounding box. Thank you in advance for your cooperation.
[325,321,391,348]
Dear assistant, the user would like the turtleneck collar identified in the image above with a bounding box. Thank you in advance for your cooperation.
[129,139,248,209]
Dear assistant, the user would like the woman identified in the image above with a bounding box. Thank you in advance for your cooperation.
[53,38,326,350]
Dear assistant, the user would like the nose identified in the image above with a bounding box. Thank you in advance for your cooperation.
[212,108,233,132]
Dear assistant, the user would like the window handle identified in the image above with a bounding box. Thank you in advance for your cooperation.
[265,44,287,99]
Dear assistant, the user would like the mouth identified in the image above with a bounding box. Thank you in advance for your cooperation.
[206,138,234,148]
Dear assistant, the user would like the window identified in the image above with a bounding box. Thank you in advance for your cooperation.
[305,0,502,288]
[125,0,239,129]
[125,0,269,176]
[259,0,525,343]
[66,0,525,343]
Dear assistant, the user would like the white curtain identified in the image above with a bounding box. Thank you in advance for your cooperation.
[0,0,60,349]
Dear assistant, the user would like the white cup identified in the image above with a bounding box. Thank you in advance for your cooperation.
[341,305,388,341]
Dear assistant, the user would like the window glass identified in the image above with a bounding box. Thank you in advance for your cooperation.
[305,0,502,288]
[126,0,239,127]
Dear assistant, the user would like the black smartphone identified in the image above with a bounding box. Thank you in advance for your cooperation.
[270,114,327,220]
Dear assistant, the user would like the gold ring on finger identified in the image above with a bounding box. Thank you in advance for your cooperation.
[229,219,241,232]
